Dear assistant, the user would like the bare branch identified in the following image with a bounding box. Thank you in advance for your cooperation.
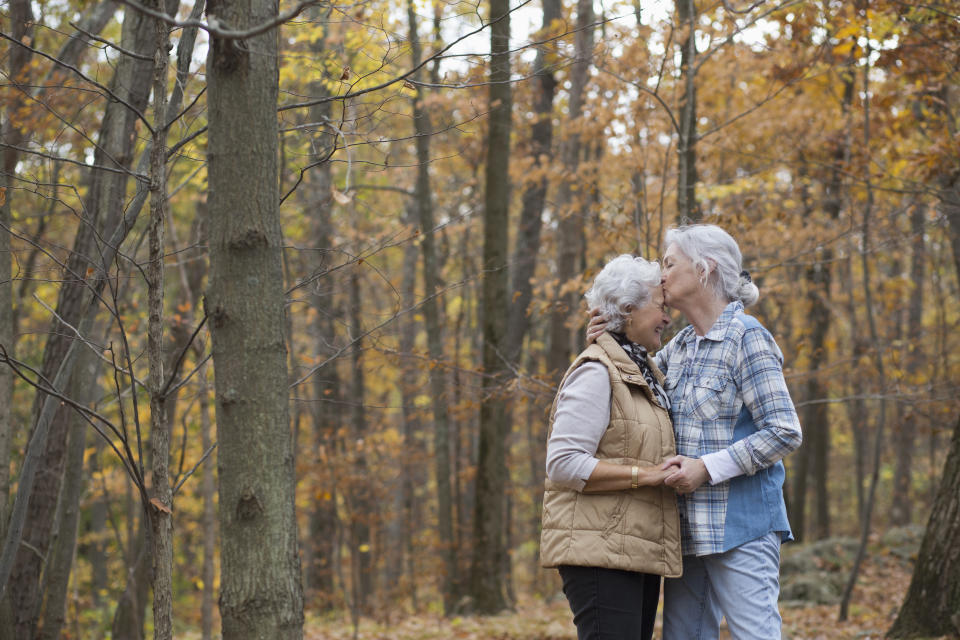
[0,143,150,182]
[114,0,321,39]
[0,31,154,134]
[69,21,154,61]
[278,0,536,112]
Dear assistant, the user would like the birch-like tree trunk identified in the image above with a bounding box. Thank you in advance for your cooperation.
[206,0,304,634]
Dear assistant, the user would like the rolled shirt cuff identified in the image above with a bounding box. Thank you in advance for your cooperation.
[702,449,743,484]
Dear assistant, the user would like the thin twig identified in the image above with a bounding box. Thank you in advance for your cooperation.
[172,442,218,495]
[69,21,154,60]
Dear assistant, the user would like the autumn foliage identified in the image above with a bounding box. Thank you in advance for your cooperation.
[0,0,958,638]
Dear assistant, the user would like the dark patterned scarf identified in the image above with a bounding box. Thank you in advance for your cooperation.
[610,332,671,411]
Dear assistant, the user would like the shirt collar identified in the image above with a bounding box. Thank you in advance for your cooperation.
[682,300,744,344]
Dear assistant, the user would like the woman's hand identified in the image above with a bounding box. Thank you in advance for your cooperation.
[586,308,608,344]
[662,455,710,494]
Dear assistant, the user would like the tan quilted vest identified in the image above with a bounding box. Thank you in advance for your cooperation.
[540,333,682,577]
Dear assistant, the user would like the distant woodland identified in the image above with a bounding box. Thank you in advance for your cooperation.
[0,0,958,638]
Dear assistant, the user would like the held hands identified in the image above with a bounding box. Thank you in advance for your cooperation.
[586,308,608,344]
[661,455,710,495]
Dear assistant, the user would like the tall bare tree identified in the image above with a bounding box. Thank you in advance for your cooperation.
[469,0,512,614]
[205,0,304,634]
[406,0,459,611]
[546,0,594,381]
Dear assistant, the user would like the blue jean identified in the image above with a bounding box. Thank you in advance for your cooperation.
[558,565,661,640]
[662,532,783,640]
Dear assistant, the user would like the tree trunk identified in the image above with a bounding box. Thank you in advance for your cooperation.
[676,0,698,221]
[147,6,173,634]
[0,0,33,566]
[37,415,85,640]
[891,204,925,526]
[206,0,304,633]
[3,5,157,632]
[397,203,420,610]
[468,0,511,614]
[887,416,960,637]
[346,268,373,615]
[504,0,560,366]
[406,0,458,612]
[0,3,33,632]
[839,37,888,621]
[112,519,150,640]
[302,10,339,611]
[546,0,594,381]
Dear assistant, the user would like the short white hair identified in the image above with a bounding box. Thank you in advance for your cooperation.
[664,224,759,306]
[584,255,662,332]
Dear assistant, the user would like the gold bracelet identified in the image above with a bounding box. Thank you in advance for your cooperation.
[631,465,639,489]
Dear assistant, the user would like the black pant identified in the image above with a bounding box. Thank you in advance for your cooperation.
[558,565,661,640]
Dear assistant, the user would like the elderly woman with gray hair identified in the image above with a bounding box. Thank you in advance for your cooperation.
[540,254,682,640]
[587,224,803,640]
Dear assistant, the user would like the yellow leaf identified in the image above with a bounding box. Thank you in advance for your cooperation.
[833,41,855,56]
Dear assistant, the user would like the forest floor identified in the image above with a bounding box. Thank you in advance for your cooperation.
[294,527,959,640]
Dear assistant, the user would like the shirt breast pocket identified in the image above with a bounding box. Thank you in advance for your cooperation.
[689,375,730,421]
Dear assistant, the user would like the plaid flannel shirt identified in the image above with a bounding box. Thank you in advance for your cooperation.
[654,301,802,555]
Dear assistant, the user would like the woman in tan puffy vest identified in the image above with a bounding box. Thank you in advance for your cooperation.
[541,254,681,640]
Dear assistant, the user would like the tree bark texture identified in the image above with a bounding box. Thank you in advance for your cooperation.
[206,0,304,634]
[469,0,511,614]
[36,356,98,640]
[147,6,173,635]
[888,416,960,637]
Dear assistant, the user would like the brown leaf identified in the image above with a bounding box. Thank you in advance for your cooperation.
[150,497,172,514]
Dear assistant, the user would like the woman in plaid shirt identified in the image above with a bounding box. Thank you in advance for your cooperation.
[656,224,801,639]
[589,224,802,639]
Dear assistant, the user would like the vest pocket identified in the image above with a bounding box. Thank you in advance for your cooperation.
[600,494,627,538]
